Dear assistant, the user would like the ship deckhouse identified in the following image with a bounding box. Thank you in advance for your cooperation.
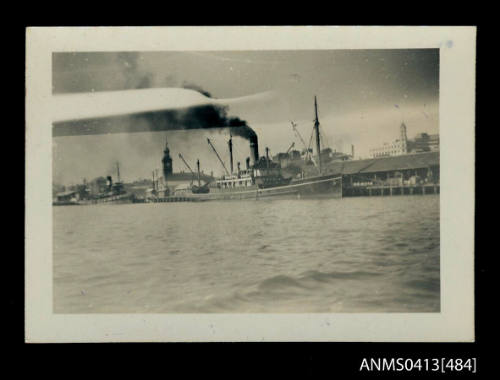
[215,155,290,190]
[217,170,254,189]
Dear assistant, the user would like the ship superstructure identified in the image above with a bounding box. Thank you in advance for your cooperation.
[53,162,133,205]
[163,96,342,201]
[213,137,292,192]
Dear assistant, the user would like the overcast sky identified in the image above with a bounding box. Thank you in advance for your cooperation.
[53,49,439,184]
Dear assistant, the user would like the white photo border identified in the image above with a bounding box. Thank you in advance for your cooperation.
[25,26,476,342]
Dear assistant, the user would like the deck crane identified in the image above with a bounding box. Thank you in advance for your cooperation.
[178,153,195,178]
[291,122,308,152]
[178,153,210,193]
[207,138,230,176]
[291,121,316,166]
[276,142,295,167]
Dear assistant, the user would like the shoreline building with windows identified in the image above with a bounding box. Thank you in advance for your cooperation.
[408,132,440,153]
[370,122,408,158]
[370,122,439,158]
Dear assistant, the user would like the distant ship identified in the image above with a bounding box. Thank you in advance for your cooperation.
[86,167,133,204]
[53,163,134,206]
[167,96,342,201]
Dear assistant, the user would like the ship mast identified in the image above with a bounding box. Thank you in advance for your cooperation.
[314,96,322,174]
[196,159,201,187]
[116,162,121,182]
[228,133,234,174]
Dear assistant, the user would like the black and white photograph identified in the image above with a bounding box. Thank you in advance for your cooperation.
[25,26,475,342]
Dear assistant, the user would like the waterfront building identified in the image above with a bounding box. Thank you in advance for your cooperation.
[370,122,439,158]
[408,132,440,153]
[321,151,439,188]
[370,122,408,158]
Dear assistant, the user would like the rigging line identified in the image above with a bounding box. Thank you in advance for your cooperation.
[308,125,315,151]
[306,126,319,167]
[319,123,331,149]
[206,138,229,176]
[319,124,325,148]
[315,101,332,150]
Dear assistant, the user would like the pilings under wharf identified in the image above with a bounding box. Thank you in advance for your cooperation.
[138,196,205,203]
[342,183,440,197]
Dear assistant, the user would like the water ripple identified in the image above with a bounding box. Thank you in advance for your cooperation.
[53,195,440,313]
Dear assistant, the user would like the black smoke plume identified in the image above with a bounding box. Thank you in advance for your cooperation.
[53,103,257,142]
[52,51,257,142]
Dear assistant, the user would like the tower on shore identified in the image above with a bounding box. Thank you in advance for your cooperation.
[400,122,408,154]
[162,136,173,179]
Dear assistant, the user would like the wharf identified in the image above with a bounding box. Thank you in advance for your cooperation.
[318,151,440,198]
[141,196,206,203]
[343,183,439,197]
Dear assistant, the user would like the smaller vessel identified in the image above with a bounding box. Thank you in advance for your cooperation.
[53,162,134,206]
[177,153,211,194]
[88,162,133,204]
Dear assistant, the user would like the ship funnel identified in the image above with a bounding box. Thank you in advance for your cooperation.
[249,135,259,166]
[106,175,113,189]
[245,157,250,169]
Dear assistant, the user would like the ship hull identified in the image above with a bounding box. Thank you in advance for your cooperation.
[165,174,342,201]
[53,193,134,206]
[85,193,134,205]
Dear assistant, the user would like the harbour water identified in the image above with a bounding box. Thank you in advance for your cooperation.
[53,195,440,313]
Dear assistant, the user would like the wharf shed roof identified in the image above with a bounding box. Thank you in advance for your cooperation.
[322,151,439,175]
[361,151,439,173]
[325,159,377,175]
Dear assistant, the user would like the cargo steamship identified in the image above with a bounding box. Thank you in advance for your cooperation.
[163,97,342,201]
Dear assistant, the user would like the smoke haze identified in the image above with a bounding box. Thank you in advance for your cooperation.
[52,49,439,184]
